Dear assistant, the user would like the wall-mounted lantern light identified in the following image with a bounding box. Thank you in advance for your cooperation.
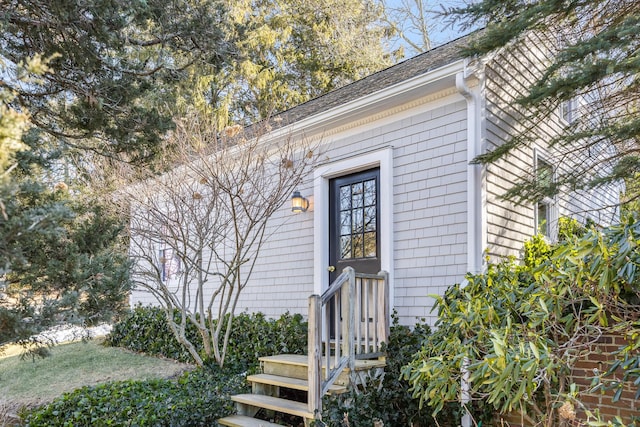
[291,191,309,213]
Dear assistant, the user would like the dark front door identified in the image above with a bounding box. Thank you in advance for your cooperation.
[329,168,381,284]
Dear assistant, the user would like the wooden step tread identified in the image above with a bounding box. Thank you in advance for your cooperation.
[259,354,308,366]
[247,373,347,394]
[231,394,313,419]
[218,414,284,427]
[259,354,386,370]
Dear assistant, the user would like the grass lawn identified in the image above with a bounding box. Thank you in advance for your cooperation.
[0,339,192,414]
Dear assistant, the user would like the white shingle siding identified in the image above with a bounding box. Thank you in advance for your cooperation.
[484,32,620,260]
[130,32,621,326]
[484,38,544,259]
[130,94,470,326]
[390,98,468,324]
[233,201,315,317]
[234,96,469,324]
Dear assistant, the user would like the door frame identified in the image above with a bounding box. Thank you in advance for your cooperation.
[313,147,394,303]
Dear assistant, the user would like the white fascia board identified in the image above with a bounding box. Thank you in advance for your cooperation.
[264,59,466,142]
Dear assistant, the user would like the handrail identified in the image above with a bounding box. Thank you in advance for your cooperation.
[320,269,350,304]
[307,267,389,420]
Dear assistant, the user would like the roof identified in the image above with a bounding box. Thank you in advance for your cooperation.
[274,32,477,127]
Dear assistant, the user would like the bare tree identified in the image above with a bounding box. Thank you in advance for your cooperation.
[382,0,470,57]
[384,0,434,54]
[119,115,319,367]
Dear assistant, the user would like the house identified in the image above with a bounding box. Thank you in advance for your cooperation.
[126,30,624,426]
[130,31,620,326]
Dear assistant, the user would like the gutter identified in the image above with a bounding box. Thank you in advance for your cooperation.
[456,58,487,427]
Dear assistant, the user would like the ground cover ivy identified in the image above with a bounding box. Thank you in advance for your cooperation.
[24,309,307,425]
[105,305,200,362]
[22,367,247,426]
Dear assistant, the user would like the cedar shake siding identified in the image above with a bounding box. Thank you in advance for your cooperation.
[130,31,620,326]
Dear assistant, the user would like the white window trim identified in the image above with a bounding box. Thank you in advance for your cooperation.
[312,147,394,305]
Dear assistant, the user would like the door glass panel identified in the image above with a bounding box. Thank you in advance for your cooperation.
[364,206,376,232]
[352,182,364,208]
[352,209,363,233]
[340,211,351,235]
[340,236,352,259]
[340,186,351,210]
[364,180,376,206]
[363,232,376,257]
[352,234,363,258]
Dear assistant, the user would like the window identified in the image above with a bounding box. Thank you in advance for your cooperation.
[535,157,554,238]
[537,201,550,237]
[160,248,180,281]
[560,99,576,124]
[337,173,378,260]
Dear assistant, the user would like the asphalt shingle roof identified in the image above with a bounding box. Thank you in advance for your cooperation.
[275,32,476,126]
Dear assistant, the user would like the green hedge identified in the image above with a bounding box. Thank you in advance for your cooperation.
[105,305,199,362]
[22,367,247,426]
[224,310,307,371]
[105,306,308,370]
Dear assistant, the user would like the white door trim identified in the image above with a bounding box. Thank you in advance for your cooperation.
[313,147,394,305]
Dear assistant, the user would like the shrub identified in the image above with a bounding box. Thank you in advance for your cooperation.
[22,366,247,426]
[319,314,484,427]
[104,305,200,363]
[106,307,308,370]
[404,215,640,426]
[223,311,307,371]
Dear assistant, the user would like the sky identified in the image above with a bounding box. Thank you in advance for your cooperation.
[384,0,476,57]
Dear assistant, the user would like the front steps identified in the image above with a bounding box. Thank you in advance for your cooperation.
[218,354,385,427]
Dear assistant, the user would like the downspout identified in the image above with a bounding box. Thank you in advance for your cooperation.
[456,60,487,427]
[456,62,486,275]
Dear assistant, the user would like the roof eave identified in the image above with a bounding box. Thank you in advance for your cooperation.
[264,58,466,142]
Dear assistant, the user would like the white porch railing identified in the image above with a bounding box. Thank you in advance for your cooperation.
[307,267,389,419]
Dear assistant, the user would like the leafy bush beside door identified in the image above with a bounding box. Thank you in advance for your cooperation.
[320,314,489,426]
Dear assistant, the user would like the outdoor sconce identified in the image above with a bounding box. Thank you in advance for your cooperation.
[291,191,309,213]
